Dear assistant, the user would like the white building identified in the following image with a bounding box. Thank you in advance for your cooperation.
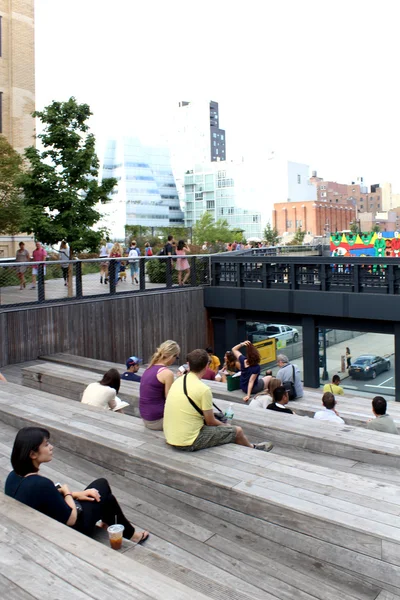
[183,155,317,239]
[169,99,226,200]
[184,161,263,239]
[99,137,184,240]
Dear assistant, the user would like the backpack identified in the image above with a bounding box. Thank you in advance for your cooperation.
[158,247,165,256]
[146,248,153,256]
[282,365,296,400]
[128,248,138,263]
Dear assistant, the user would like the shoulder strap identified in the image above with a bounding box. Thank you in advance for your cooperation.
[291,365,295,382]
[183,374,204,416]
[183,374,223,415]
[330,384,333,392]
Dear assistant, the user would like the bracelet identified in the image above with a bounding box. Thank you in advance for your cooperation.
[64,493,73,499]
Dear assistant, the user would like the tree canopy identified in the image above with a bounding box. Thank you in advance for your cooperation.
[192,211,245,245]
[0,135,27,235]
[263,222,280,246]
[20,97,117,254]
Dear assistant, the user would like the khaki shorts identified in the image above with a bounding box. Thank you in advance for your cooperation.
[172,425,237,452]
[142,417,163,431]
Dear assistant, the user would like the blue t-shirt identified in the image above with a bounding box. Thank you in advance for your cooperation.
[239,354,260,393]
[5,471,72,524]
[121,371,141,382]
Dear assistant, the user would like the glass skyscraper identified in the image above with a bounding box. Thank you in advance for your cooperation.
[100,137,184,239]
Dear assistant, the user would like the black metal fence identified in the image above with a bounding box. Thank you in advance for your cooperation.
[0,255,211,309]
[211,255,400,294]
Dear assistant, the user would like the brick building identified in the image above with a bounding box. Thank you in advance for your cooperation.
[272,200,356,237]
[0,0,35,154]
[310,173,382,216]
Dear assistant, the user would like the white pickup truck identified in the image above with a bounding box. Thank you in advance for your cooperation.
[248,323,300,344]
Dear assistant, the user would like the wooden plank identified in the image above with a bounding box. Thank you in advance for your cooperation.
[2,289,207,366]
[0,573,36,600]
[0,493,211,600]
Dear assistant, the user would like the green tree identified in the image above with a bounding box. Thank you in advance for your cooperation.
[192,212,245,245]
[288,227,306,246]
[0,135,27,235]
[371,224,381,233]
[263,222,280,246]
[20,97,117,256]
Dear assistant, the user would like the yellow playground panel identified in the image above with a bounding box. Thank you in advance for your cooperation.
[254,337,277,366]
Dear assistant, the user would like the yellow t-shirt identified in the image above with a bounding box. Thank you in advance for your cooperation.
[323,383,344,395]
[163,372,213,446]
[209,354,220,373]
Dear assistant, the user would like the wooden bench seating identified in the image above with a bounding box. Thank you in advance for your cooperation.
[40,352,145,377]
[0,383,400,595]
[22,363,400,469]
[0,417,387,600]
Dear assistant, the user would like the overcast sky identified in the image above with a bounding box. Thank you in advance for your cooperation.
[35,0,400,189]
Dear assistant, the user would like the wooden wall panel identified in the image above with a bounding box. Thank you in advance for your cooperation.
[1,290,208,366]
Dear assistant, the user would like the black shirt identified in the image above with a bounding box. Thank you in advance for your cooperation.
[121,371,141,382]
[164,242,173,256]
[5,471,72,524]
[267,403,293,414]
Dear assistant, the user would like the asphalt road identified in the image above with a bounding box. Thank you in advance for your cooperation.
[342,354,395,396]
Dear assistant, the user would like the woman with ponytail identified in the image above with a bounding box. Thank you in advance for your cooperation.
[139,340,180,430]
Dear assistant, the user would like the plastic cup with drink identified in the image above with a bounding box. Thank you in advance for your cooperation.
[107,524,124,550]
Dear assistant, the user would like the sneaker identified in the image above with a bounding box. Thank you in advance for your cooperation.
[100,276,103,284]
[30,285,36,289]
[253,442,274,452]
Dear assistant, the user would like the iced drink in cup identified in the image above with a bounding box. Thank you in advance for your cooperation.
[107,524,124,550]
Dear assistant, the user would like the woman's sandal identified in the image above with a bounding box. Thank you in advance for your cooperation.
[133,530,150,545]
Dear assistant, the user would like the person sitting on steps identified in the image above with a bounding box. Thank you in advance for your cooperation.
[5,427,149,544]
[366,396,398,434]
[163,349,274,452]
[267,386,294,414]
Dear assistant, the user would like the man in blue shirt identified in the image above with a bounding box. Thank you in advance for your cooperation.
[121,356,142,382]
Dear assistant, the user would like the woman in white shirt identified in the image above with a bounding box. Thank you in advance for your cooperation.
[249,377,281,410]
[81,369,125,411]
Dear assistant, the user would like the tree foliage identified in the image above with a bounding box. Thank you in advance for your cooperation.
[20,97,117,254]
[287,227,306,246]
[263,222,280,246]
[192,211,245,245]
[0,135,27,235]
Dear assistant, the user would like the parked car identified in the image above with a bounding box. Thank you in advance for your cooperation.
[349,355,390,380]
[247,323,299,344]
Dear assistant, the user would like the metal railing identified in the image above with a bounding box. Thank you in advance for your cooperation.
[0,255,211,309]
[211,255,400,294]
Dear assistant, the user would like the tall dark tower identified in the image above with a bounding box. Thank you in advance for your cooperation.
[209,101,226,161]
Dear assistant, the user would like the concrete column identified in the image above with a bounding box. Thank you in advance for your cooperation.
[394,324,400,402]
[302,316,320,388]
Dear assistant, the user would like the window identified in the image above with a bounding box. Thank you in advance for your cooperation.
[221,134,224,140]
[377,204,380,208]
[286,220,292,228]
[321,192,327,197]
[297,175,301,184]
[216,148,218,154]
[213,133,217,138]
[213,141,216,146]
[206,200,215,209]
[217,170,226,179]
[296,220,302,228]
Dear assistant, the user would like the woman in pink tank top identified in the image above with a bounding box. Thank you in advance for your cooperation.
[175,240,190,286]
[139,340,180,430]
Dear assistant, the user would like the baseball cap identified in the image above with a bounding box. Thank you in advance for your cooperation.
[126,356,142,369]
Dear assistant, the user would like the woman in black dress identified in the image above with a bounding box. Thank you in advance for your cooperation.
[5,427,149,543]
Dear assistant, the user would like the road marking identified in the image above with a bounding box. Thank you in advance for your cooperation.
[343,385,359,389]
[376,377,393,386]
[365,384,395,390]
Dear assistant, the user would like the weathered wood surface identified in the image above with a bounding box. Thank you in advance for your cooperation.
[0,493,213,600]
[0,418,381,600]
[0,384,400,593]
[0,288,207,368]
[21,364,400,468]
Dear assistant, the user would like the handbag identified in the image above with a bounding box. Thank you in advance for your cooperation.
[282,365,296,400]
[183,374,228,423]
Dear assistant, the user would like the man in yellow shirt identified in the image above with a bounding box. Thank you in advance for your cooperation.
[323,374,344,396]
[164,349,273,452]
[206,347,220,373]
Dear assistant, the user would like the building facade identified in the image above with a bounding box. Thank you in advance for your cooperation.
[0,0,35,154]
[184,161,263,239]
[100,137,184,240]
[170,99,226,200]
[272,200,357,237]
[310,173,382,216]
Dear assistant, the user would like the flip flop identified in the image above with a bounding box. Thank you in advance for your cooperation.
[134,531,149,545]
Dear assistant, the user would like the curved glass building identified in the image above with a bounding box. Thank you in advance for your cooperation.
[100,137,184,239]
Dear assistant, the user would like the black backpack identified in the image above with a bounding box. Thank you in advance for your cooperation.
[282,365,296,400]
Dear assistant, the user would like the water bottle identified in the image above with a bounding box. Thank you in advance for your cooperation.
[225,403,234,423]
